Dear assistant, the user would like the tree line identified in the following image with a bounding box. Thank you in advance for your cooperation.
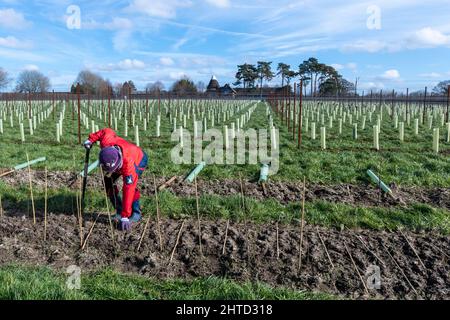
[234,58,357,96]
[1,63,450,97]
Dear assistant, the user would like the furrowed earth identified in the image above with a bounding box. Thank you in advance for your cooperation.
[3,169,450,209]
[0,213,448,300]
[0,169,449,300]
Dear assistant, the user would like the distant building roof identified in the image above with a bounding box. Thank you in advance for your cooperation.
[220,84,236,95]
[207,75,220,92]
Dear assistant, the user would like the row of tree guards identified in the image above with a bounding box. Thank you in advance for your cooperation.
[267,82,450,153]
[0,87,449,153]
[0,94,264,150]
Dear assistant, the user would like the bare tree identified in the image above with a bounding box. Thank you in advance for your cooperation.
[196,81,206,93]
[15,70,50,93]
[146,81,165,95]
[113,83,123,96]
[0,67,11,91]
[73,70,109,95]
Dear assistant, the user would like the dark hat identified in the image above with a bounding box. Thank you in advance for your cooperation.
[99,146,122,173]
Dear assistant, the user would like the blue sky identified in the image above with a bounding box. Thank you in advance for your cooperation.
[1,0,450,92]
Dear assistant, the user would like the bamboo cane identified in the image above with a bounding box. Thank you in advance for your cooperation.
[154,175,163,251]
[276,221,280,259]
[222,219,229,255]
[194,176,203,256]
[78,178,84,247]
[0,169,15,178]
[169,220,185,265]
[344,241,370,295]
[26,153,36,224]
[298,176,306,271]
[316,227,334,269]
[381,242,418,295]
[99,167,115,246]
[44,167,48,241]
[137,176,158,252]
[398,228,426,270]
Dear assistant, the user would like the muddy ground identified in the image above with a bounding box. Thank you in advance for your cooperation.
[2,170,450,209]
[0,210,448,300]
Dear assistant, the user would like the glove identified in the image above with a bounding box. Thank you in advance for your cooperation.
[83,140,92,149]
[118,217,131,231]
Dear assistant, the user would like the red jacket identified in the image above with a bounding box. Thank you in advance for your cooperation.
[88,128,144,218]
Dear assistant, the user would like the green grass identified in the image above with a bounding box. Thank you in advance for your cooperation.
[1,183,449,234]
[0,101,449,186]
[0,265,335,300]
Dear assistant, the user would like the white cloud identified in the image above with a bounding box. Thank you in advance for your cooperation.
[169,71,188,80]
[0,36,32,49]
[380,69,401,80]
[95,59,146,71]
[23,64,39,71]
[205,0,230,8]
[118,59,145,69]
[113,31,132,52]
[342,40,390,53]
[419,72,442,78]
[347,63,357,71]
[0,9,30,29]
[126,0,192,19]
[331,63,344,70]
[173,37,188,50]
[411,27,450,47]
[84,17,133,30]
[360,81,385,91]
[331,62,357,72]
[160,57,175,66]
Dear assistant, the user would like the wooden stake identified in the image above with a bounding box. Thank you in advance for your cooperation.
[169,220,185,265]
[137,176,158,251]
[99,167,115,246]
[276,221,280,259]
[0,169,15,178]
[78,178,84,247]
[344,241,370,295]
[158,175,177,191]
[355,234,385,267]
[153,175,163,251]
[298,79,303,147]
[238,173,246,215]
[381,242,418,295]
[44,167,48,241]
[239,173,250,262]
[26,153,36,224]
[298,176,306,271]
[0,194,3,217]
[194,176,203,256]
[398,228,426,270]
[222,219,229,255]
[316,227,334,269]
[81,212,101,250]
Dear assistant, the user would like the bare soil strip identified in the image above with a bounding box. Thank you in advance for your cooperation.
[0,212,448,299]
[2,170,449,209]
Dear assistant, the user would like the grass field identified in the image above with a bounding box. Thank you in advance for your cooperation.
[0,98,449,300]
[0,265,334,300]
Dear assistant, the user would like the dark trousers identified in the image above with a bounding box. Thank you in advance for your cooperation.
[104,151,148,215]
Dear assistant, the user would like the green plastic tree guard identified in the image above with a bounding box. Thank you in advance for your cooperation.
[367,169,392,194]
